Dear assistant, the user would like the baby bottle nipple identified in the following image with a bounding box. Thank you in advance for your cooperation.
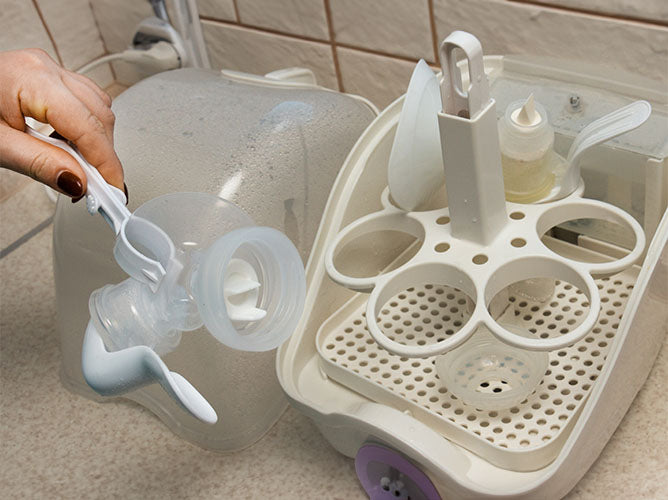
[499,94,556,203]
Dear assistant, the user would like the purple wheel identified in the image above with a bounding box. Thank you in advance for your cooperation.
[355,444,441,500]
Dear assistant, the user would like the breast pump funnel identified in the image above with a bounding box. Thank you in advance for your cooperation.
[83,192,306,424]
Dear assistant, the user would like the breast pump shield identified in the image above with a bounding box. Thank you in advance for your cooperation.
[84,192,306,423]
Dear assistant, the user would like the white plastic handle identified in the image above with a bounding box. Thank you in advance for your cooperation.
[82,320,217,424]
[439,31,489,119]
[25,125,130,233]
[25,125,171,291]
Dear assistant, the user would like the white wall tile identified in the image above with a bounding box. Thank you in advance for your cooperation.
[337,47,416,109]
[36,0,106,70]
[0,0,58,60]
[433,0,668,84]
[525,0,668,24]
[202,20,338,88]
[236,0,329,40]
[89,0,154,84]
[197,0,237,21]
[330,0,433,61]
[89,0,153,53]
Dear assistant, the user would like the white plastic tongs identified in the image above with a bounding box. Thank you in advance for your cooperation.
[26,125,175,291]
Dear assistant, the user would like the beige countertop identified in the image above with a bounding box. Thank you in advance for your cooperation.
[1,172,666,499]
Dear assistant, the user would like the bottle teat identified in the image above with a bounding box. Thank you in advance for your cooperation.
[510,94,542,128]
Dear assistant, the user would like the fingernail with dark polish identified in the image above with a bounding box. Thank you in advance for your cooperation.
[123,183,129,205]
[56,171,84,199]
[71,194,85,204]
[49,130,67,141]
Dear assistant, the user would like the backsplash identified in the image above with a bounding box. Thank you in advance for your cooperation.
[1,1,666,108]
[0,0,114,88]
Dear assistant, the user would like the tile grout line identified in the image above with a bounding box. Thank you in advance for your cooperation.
[323,0,344,92]
[508,0,668,28]
[200,16,433,64]
[87,0,117,80]
[200,16,329,44]
[427,0,440,66]
[231,0,241,24]
[0,215,54,260]
[336,43,427,64]
[31,0,63,66]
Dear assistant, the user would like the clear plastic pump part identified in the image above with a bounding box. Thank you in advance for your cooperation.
[83,192,306,423]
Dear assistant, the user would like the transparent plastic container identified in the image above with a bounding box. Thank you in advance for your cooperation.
[53,68,375,451]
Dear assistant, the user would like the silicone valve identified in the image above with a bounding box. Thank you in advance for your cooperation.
[435,325,549,410]
[193,226,306,352]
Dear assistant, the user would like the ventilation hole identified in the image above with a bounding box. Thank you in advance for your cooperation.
[472,254,488,265]
[510,211,525,220]
[436,216,450,225]
[511,238,526,248]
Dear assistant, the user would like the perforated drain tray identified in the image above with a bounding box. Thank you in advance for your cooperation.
[316,267,637,471]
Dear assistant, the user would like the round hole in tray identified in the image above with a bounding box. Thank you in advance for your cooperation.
[536,210,638,265]
[484,257,593,348]
[370,264,477,351]
[332,216,424,281]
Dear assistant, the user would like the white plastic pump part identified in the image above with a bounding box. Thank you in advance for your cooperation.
[82,192,306,423]
[387,59,444,211]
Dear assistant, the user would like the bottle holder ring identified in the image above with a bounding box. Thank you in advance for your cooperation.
[325,191,645,358]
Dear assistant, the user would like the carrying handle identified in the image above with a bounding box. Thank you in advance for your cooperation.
[439,31,489,119]
[26,125,171,291]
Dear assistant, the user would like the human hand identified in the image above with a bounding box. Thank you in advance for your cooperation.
[0,49,124,201]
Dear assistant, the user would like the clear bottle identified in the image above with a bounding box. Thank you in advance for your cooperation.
[498,94,555,204]
[499,94,556,302]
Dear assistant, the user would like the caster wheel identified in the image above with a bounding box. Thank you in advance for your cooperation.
[355,444,441,500]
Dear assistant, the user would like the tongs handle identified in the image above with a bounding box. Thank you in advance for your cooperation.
[25,125,130,233]
[26,124,171,291]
